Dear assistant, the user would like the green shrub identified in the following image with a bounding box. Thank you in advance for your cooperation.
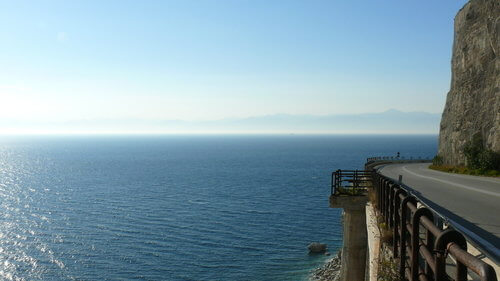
[486,170,500,177]
[432,155,444,166]
[478,149,500,171]
[429,164,499,177]
[463,133,500,171]
[337,186,366,196]
[464,133,483,169]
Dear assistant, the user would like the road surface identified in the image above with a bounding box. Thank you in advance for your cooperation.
[377,163,500,254]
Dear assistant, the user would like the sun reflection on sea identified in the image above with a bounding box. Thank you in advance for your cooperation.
[0,147,68,280]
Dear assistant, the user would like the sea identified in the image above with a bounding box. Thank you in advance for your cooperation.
[0,135,437,281]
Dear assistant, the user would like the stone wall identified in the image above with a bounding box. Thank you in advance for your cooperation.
[438,0,499,165]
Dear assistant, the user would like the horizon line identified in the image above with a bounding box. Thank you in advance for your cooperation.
[0,108,442,124]
[0,131,439,136]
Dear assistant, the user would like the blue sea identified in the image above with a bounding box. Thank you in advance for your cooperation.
[0,135,437,280]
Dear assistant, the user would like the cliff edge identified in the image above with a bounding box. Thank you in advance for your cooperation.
[438,0,499,165]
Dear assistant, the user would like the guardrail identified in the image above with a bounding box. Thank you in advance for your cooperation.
[331,169,372,196]
[372,171,497,281]
[367,156,432,163]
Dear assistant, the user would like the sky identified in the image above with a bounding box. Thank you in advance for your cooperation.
[0,0,468,133]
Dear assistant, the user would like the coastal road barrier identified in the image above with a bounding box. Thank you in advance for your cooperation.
[366,156,433,162]
[372,171,498,281]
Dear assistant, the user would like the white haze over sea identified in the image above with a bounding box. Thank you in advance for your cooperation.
[0,109,440,135]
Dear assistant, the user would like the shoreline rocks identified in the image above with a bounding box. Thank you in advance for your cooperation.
[310,251,341,281]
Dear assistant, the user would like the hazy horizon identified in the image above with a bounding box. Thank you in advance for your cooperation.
[0,109,441,135]
[0,0,466,134]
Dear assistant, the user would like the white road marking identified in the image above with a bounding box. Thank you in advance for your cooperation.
[401,166,500,197]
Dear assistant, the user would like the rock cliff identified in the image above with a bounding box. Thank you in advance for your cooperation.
[438,0,499,165]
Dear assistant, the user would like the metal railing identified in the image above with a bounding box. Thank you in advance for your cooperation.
[331,169,372,196]
[372,171,498,281]
[366,156,432,163]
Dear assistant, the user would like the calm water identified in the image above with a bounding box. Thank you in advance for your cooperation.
[0,135,437,280]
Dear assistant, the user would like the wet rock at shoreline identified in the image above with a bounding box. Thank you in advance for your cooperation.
[310,251,341,281]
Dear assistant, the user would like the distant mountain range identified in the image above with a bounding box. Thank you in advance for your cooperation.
[0,109,441,134]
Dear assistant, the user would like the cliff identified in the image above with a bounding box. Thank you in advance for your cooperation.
[438,0,499,165]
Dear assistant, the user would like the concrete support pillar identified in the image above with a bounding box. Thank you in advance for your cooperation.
[330,196,368,281]
[340,207,367,281]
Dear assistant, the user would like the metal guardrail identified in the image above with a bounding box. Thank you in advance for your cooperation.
[331,169,372,196]
[367,156,432,162]
[366,156,499,263]
[372,171,498,281]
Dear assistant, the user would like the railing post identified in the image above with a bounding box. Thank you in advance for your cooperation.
[411,207,434,281]
[333,171,336,195]
[378,177,382,211]
[434,230,467,281]
[339,170,342,193]
[384,181,391,226]
[354,170,358,189]
[387,182,393,226]
[393,189,405,258]
[400,195,417,278]
[425,221,435,279]
[334,169,340,195]
[389,185,397,228]
[337,170,340,194]
[384,180,389,220]
[379,178,383,213]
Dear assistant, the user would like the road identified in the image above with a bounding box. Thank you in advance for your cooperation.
[377,163,500,254]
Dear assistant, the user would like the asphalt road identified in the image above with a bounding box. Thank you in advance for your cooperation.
[377,163,500,251]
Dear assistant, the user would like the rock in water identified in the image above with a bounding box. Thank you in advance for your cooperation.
[308,242,327,253]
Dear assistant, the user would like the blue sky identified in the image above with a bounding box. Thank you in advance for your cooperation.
[0,0,467,132]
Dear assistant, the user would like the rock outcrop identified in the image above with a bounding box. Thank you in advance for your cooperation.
[438,0,499,165]
[310,251,341,281]
[308,242,328,253]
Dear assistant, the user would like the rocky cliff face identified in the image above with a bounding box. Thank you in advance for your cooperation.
[438,0,499,165]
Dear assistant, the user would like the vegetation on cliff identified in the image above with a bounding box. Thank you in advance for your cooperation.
[463,134,500,171]
[431,134,500,176]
